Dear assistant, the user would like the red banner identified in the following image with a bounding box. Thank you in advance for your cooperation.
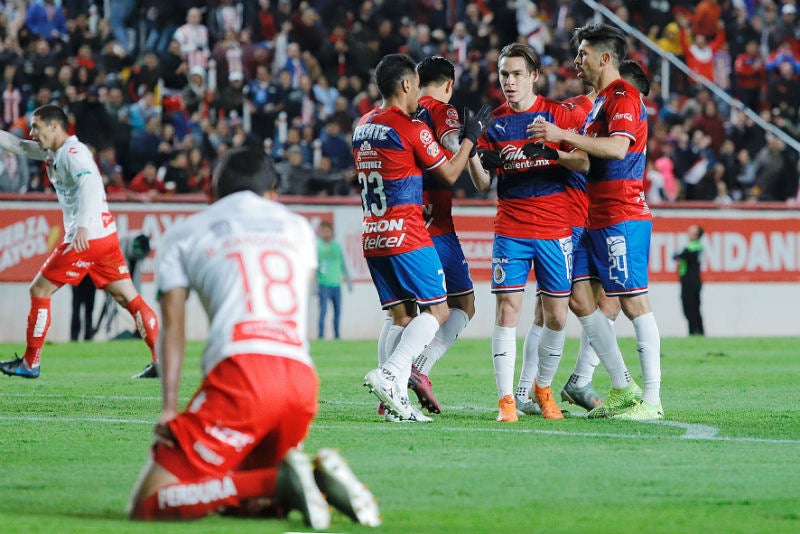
[1,204,798,284]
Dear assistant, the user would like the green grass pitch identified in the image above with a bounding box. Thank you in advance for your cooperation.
[1,337,798,534]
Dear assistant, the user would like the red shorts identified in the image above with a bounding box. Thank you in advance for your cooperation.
[40,233,130,288]
[154,354,319,480]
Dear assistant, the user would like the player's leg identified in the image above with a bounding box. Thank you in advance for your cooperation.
[1,242,72,377]
[616,293,663,420]
[129,355,328,525]
[570,279,639,418]
[562,292,618,411]
[490,235,535,422]
[530,237,573,420]
[363,249,445,420]
[515,295,543,415]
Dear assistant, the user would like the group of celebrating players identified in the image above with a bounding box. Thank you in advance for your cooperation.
[359,23,664,426]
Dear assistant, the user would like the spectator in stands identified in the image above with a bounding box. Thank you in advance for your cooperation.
[277,144,311,195]
[767,58,800,123]
[692,0,722,38]
[182,66,211,117]
[160,149,192,194]
[290,4,325,55]
[130,114,167,174]
[692,99,726,154]
[252,0,277,46]
[775,3,800,45]
[128,161,165,196]
[25,0,67,43]
[186,146,211,193]
[174,7,210,70]
[217,71,246,118]
[73,84,113,151]
[679,14,726,88]
[752,134,799,202]
[209,0,243,43]
[406,24,439,63]
[160,39,189,91]
[320,120,351,172]
[733,40,766,111]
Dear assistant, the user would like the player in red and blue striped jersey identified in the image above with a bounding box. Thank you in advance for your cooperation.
[356,54,489,422]
[529,24,663,421]
[468,42,589,422]
[380,55,491,415]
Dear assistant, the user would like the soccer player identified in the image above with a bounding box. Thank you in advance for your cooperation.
[356,54,488,421]
[387,55,489,415]
[468,42,589,422]
[528,24,663,421]
[128,146,380,528]
[516,59,652,415]
[0,105,159,379]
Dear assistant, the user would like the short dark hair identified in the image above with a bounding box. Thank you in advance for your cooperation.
[374,54,417,99]
[417,56,455,86]
[619,59,650,96]
[212,145,277,199]
[32,104,69,131]
[573,23,628,67]
[498,42,541,74]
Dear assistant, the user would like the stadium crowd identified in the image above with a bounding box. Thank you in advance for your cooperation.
[0,0,798,203]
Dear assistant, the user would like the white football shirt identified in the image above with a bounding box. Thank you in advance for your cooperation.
[156,191,318,375]
[49,135,117,242]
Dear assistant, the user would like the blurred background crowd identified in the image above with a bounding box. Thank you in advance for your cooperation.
[0,0,798,203]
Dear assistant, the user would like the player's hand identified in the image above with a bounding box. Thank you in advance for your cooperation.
[522,143,559,161]
[526,118,565,144]
[72,227,90,253]
[153,422,176,448]
[460,104,493,155]
[477,149,504,170]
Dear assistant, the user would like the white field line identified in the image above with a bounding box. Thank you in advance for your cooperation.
[1,394,798,445]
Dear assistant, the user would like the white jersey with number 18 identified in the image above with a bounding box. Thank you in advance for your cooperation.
[156,191,318,375]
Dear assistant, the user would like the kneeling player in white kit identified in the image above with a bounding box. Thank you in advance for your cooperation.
[127,146,380,529]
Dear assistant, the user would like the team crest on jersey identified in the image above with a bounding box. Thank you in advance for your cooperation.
[446,108,459,119]
[427,142,440,157]
[492,263,506,284]
[420,130,433,145]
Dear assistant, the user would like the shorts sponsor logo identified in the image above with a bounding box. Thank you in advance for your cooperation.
[193,441,225,466]
[157,475,235,509]
[73,260,91,269]
[65,271,80,278]
[189,390,207,413]
[118,265,129,274]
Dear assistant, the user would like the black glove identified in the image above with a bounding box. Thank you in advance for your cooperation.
[521,142,559,161]
[460,104,493,156]
[477,149,504,170]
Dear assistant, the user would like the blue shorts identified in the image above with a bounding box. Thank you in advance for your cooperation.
[570,226,593,283]
[432,232,473,297]
[587,220,651,297]
[491,235,573,297]
[366,247,447,309]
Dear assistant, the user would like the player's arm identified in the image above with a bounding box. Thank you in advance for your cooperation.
[528,119,630,160]
[157,286,189,426]
[0,129,49,160]
[438,128,490,190]
[430,104,492,185]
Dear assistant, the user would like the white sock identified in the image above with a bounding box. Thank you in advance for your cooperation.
[414,308,469,375]
[573,318,610,387]
[535,327,566,388]
[632,312,661,405]
[578,310,630,389]
[377,315,393,367]
[380,325,404,367]
[516,323,542,400]
[492,325,517,398]
[383,313,440,394]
